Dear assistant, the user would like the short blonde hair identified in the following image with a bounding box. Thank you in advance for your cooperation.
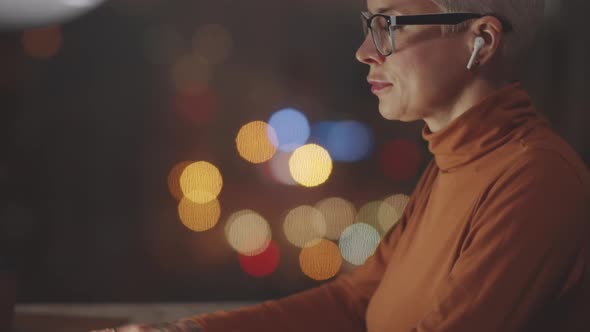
[430,0,545,62]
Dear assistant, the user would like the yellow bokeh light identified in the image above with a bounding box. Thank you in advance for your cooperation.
[192,24,233,65]
[299,239,342,281]
[283,206,326,248]
[179,161,223,203]
[379,194,410,232]
[289,144,333,187]
[22,25,63,59]
[167,161,193,201]
[315,197,356,241]
[178,197,221,232]
[225,210,272,256]
[236,121,278,164]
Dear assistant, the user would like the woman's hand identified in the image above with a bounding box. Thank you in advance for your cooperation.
[91,319,203,332]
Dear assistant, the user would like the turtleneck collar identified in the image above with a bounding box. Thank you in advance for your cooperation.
[422,81,547,172]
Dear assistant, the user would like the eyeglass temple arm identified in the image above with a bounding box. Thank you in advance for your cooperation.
[395,13,513,32]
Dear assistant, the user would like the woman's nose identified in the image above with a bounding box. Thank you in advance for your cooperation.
[355,34,385,65]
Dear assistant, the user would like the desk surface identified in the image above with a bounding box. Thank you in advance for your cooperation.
[13,302,257,332]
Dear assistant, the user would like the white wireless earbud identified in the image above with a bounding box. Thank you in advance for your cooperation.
[467,36,485,70]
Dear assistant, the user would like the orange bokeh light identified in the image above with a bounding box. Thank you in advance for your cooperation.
[299,239,342,281]
[167,161,193,201]
[177,197,221,232]
[236,121,278,164]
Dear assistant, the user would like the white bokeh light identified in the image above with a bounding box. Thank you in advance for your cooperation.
[0,0,105,28]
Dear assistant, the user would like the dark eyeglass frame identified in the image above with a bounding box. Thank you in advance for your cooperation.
[361,12,514,56]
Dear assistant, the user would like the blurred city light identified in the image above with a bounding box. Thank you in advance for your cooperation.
[174,84,217,125]
[379,194,410,232]
[171,54,212,89]
[380,138,423,182]
[22,25,62,59]
[236,121,278,164]
[311,121,375,162]
[238,240,280,278]
[266,150,299,186]
[268,108,310,152]
[315,197,356,241]
[167,160,193,201]
[283,205,326,248]
[299,239,342,281]
[144,25,184,65]
[225,210,271,256]
[179,161,223,203]
[339,223,381,266]
[177,197,221,232]
[289,144,333,187]
[0,0,104,28]
[192,24,233,65]
[354,201,384,234]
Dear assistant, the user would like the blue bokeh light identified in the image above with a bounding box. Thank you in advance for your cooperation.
[311,121,374,162]
[267,108,310,152]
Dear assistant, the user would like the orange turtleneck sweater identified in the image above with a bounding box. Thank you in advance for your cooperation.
[191,82,590,332]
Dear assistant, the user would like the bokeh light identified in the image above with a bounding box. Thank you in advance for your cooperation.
[355,201,385,234]
[379,194,410,232]
[311,121,374,162]
[179,161,223,203]
[144,24,184,65]
[289,144,333,187]
[380,139,423,181]
[283,205,326,248]
[339,223,381,266]
[192,24,233,65]
[0,0,104,28]
[236,121,278,164]
[266,150,298,186]
[174,84,216,125]
[238,240,280,278]
[268,108,310,152]
[167,160,193,201]
[376,201,398,234]
[22,25,63,59]
[315,197,356,240]
[299,239,342,281]
[171,54,212,88]
[225,210,271,256]
[177,197,221,232]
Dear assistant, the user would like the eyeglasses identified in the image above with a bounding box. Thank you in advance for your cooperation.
[360,12,513,56]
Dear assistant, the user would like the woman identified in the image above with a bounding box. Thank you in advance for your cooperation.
[96,0,590,331]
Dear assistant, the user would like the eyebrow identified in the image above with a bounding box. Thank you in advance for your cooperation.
[374,7,403,15]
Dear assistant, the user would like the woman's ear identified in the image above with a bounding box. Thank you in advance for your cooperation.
[467,16,504,67]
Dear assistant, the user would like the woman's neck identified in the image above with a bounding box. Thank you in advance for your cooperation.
[423,78,507,133]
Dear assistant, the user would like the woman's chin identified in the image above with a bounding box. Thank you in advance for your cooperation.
[378,104,418,122]
[378,103,403,121]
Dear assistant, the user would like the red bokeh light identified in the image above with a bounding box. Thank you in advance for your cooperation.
[238,240,280,278]
[380,138,423,181]
[174,84,216,125]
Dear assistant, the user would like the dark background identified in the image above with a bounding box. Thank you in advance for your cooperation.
[0,0,587,302]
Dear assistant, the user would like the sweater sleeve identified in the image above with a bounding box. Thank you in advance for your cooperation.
[411,151,590,332]
[189,162,438,332]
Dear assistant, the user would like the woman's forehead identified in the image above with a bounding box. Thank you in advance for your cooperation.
[366,0,441,15]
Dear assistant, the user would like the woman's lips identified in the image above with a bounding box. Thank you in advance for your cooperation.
[368,81,393,94]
